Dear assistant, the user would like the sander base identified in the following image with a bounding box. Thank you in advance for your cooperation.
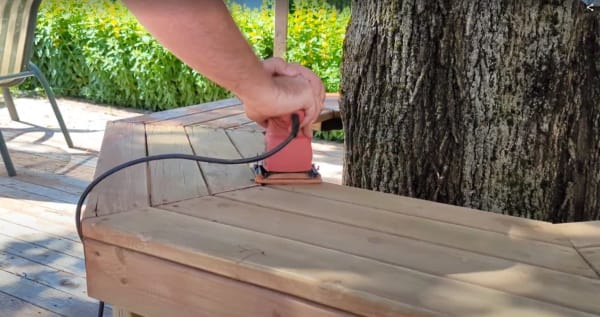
[254,164,322,185]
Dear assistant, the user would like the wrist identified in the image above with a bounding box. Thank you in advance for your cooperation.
[235,68,274,105]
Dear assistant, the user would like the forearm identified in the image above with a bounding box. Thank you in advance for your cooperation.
[122,0,272,101]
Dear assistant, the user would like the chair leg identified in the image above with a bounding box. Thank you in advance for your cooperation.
[2,87,20,121]
[28,62,73,148]
[0,130,16,177]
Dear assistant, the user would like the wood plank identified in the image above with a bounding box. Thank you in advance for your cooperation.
[274,0,289,58]
[273,183,571,246]
[83,208,599,317]
[580,247,600,277]
[123,98,241,124]
[112,307,143,317]
[161,195,600,313]
[217,187,590,277]
[0,217,83,258]
[185,126,255,194]
[84,121,149,219]
[86,240,354,317]
[158,104,245,127]
[0,233,85,277]
[146,124,209,205]
[226,129,265,158]
[197,112,252,129]
[0,251,88,298]
[0,291,61,317]
[557,221,600,248]
[0,268,101,316]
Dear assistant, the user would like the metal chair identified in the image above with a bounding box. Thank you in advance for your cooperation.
[0,0,73,176]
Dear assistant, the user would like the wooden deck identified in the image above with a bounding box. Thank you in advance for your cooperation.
[0,96,344,317]
[0,98,144,316]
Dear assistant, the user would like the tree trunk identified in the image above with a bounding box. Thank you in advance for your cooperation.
[340,1,600,222]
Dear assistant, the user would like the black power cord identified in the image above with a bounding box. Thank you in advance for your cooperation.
[75,114,301,317]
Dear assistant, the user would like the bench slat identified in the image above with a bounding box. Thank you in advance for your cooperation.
[273,183,572,247]
[216,187,595,278]
[123,98,241,124]
[161,195,600,314]
[146,124,209,205]
[85,239,356,317]
[82,208,598,317]
[185,127,256,195]
[85,121,149,218]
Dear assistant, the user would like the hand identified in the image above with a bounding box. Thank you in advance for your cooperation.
[241,57,325,137]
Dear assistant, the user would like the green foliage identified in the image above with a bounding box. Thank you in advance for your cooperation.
[21,0,349,111]
[313,129,344,142]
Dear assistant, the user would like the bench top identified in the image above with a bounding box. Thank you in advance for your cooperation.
[82,100,600,317]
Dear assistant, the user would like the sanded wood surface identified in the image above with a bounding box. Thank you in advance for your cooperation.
[123,98,242,124]
[161,195,600,314]
[273,183,572,246]
[86,239,354,317]
[146,124,209,205]
[79,97,600,317]
[84,121,148,218]
[82,207,600,317]
[581,247,600,276]
[558,221,600,248]
[218,187,593,277]
[185,126,256,194]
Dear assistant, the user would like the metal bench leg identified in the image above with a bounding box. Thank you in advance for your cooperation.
[2,87,19,121]
[0,130,16,177]
[28,62,74,148]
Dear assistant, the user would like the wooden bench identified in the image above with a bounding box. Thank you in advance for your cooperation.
[81,98,600,317]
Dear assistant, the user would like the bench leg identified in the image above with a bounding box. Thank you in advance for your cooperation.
[113,306,144,317]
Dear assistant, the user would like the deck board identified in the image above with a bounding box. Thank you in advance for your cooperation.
[0,290,62,317]
[0,218,83,258]
[0,268,105,316]
[0,97,156,317]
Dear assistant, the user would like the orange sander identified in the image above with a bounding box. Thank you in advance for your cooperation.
[254,112,322,184]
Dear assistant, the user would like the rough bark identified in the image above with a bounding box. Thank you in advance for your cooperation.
[340,0,600,222]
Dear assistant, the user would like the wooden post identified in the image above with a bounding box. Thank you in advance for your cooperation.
[274,0,289,59]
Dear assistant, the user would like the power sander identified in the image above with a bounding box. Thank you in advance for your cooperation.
[254,112,322,184]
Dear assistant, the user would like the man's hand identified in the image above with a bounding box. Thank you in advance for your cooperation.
[241,57,325,137]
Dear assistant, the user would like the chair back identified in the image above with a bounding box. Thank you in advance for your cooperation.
[0,0,40,85]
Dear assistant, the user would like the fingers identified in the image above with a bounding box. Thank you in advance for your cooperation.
[286,62,325,123]
[259,58,325,137]
[262,57,300,77]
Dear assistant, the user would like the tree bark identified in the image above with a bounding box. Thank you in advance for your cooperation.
[340,0,600,222]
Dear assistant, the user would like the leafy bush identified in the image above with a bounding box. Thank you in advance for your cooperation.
[21,0,349,111]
